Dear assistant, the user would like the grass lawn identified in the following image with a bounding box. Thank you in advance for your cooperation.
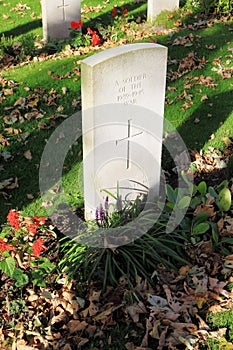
[0,0,233,349]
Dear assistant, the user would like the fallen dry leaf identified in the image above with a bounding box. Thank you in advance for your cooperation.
[23,150,32,160]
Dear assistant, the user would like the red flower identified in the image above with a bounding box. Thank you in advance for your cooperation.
[32,216,46,226]
[7,209,20,230]
[31,238,48,258]
[28,224,37,235]
[0,238,15,253]
[123,9,128,15]
[87,27,94,35]
[112,7,117,17]
[70,20,83,29]
[77,20,83,28]
[91,33,101,46]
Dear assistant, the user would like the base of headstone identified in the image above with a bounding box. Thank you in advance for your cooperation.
[147,0,179,22]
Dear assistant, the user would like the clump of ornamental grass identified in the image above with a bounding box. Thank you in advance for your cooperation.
[59,195,189,290]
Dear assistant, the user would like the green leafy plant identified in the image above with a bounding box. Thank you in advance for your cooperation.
[169,179,233,249]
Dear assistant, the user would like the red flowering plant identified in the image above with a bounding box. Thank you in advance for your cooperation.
[0,209,57,288]
[98,6,131,43]
[86,27,101,46]
[111,6,129,19]
[69,19,101,48]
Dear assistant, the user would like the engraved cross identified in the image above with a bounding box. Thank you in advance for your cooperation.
[57,0,70,21]
[116,119,143,169]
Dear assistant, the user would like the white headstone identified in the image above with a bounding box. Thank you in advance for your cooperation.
[41,0,81,41]
[147,0,179,22]
[81,43,167,220]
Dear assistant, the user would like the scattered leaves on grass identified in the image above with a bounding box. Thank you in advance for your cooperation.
[0,177,18,190]
[167,52,206,81]
[172,33,195,46]
[81,4,106,15]
[191,145,229,174]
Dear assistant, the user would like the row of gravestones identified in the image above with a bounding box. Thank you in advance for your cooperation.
[41,0,179,41]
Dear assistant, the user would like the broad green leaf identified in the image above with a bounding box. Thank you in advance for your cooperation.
[193,212,210,224]
[221,237,233,244]
[31,270,46,287]
[38,258,55,271]
[198,181,207,196]
[218,188,231,212]
[190,196,201,209]
[192,222,210,235]
[13,269,29,287]
[177,196,191,209]
[0,257,15,277]
[166,184,177,204]
[208,186,218,199]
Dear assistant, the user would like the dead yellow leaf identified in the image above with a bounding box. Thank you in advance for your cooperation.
[16,340,35,350]
[24,150,32,160]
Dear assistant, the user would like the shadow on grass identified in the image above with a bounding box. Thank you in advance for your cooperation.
[0,122,83,225]
[178,90,233,150]
[1,19,42,38]
[162,90,233,179]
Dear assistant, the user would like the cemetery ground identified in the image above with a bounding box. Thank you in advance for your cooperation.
[0,0,233,349]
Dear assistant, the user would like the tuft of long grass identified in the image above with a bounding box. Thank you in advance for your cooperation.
[58,212,190,290]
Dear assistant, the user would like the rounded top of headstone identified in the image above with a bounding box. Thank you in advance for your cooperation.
[81,43,167,66]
